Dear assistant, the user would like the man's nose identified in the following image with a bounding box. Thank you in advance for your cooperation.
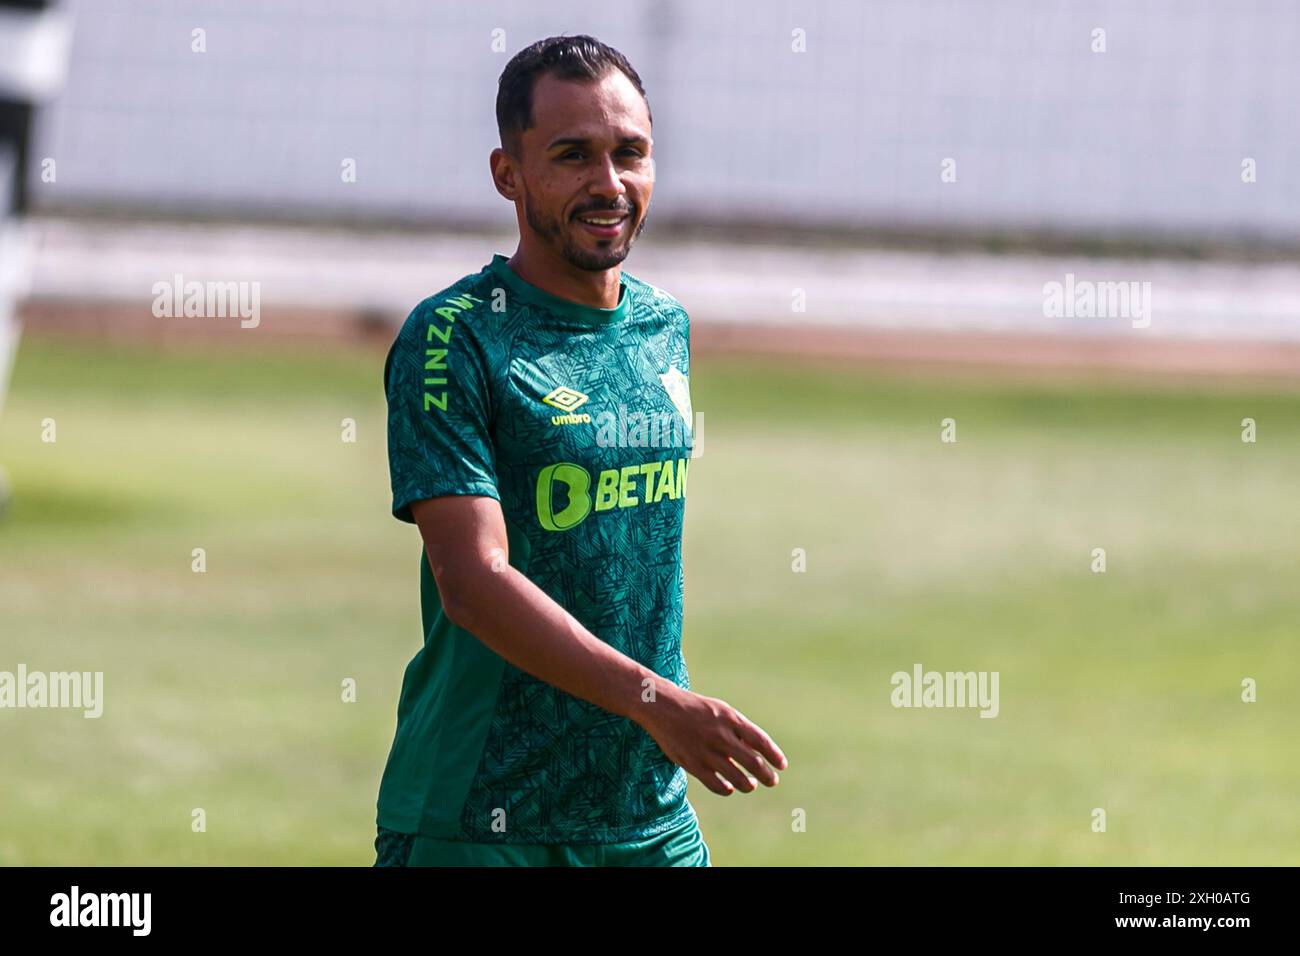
[588,154,626,201]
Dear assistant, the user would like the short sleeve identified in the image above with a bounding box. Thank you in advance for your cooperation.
[384,299,500,524]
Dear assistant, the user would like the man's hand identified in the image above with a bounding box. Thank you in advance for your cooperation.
[635,685,788,796]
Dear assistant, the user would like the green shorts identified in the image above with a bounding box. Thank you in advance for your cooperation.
[374,809,710,867]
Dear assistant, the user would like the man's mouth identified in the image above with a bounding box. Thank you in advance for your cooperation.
[574,210,630,238]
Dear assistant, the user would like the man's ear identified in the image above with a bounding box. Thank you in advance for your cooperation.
[490,148,520,202]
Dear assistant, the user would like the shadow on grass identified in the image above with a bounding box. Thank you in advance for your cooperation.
[0,477,171,533]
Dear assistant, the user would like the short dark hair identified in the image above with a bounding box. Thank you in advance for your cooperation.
[496,35,652,156]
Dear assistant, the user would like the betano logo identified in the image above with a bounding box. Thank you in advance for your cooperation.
[536,456,689,531]
[542,385,591,426]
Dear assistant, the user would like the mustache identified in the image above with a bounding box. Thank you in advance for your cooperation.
[572,202,634,218]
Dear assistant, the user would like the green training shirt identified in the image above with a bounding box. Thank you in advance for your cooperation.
[377,253,697,844]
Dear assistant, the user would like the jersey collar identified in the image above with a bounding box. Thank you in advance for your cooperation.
[488,254,629,327]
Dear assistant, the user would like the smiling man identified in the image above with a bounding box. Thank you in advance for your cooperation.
[374,34,787,867]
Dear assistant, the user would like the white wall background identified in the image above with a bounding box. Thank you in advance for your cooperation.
[30,0,1300,241]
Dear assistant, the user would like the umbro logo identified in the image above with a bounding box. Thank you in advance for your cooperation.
[541,386,589,412]
[542,386,592,426]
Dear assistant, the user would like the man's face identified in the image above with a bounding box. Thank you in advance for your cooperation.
[511,69,654,271]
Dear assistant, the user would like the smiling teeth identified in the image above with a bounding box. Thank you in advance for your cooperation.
[581,217,622,224]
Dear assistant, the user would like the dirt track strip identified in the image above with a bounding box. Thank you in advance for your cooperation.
[694,321,1300,386]
[18,297,1300,389]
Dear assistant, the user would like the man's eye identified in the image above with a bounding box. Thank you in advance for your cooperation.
[558,149,643,161]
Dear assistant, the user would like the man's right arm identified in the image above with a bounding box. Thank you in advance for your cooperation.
[410,494,788,797]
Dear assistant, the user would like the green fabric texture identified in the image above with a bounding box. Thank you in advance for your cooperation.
[391,805,710,866]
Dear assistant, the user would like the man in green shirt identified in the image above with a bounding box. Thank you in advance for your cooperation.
[375,34,787,867]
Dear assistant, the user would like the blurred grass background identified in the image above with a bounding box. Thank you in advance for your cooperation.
[1,335,1298,865]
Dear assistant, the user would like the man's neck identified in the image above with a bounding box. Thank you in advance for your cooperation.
[506,243,622,310]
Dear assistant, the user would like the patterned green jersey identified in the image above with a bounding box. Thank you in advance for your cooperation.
[377,253,697,844]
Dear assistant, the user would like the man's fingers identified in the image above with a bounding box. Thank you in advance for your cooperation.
[728,737,780,787]
[736,718,788,772]
[712,756,758,794]
[694,764,734,796]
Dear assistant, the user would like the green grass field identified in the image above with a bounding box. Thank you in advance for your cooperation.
[1,335,1297,865]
